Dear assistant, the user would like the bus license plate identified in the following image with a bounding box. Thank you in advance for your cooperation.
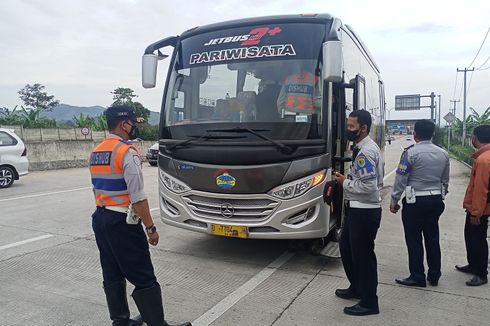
[211,224,248,239]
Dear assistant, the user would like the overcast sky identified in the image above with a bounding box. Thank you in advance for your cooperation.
[1,0,489,122]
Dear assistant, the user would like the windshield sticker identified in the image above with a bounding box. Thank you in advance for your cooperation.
[216,173,236,189]
[180,23,326,69]
[295,115,308,123]
[204,26,282,47]
[190,44,296,65]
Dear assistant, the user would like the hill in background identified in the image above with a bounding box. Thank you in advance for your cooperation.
[40,104,160,125]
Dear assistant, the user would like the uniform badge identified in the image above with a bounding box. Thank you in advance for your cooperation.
[396,150,411,175]
[357,157,366,168]
[133,155,142,166]
[355,154,376,180]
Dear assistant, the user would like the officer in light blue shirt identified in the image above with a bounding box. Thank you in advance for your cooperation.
[390,119,449,288]
[334,110,383,316]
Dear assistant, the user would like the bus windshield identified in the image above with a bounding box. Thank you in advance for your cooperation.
[163,23,327,141]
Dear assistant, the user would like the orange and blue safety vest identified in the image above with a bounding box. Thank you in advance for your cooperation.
[283,72,319,113]
[89,137,139,207]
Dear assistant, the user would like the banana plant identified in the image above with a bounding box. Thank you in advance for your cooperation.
[0,106,23,125]
[73,113,95,128]
[93,113,107,131]
[470,107,490,125]
[20,106,43,128]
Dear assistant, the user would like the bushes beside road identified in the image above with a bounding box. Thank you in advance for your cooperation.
[433,126,474,166]
[448,145,474,166]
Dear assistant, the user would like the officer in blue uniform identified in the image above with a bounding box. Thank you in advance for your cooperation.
[390,120,449,287]
[90,105,191,326]
[334,110,384,316]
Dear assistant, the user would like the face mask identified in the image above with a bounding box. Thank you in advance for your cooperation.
[346,129,361,142]
[125,121,139,140]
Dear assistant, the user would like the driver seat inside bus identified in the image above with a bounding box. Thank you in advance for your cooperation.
[255,80,281,121]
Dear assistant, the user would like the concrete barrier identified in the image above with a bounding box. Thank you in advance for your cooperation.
[26,140,156,171]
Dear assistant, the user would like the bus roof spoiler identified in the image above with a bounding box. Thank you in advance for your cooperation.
[144,36,178,55]
[142,36,178,89]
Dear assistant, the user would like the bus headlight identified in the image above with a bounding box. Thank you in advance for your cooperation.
[269,170,326,200]
[159,170,190,193]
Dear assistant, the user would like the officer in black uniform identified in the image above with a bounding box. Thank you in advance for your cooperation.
[390,120,449,287]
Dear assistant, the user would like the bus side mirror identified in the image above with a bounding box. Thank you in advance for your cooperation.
[142,54,159,88]
[322,41,343,82]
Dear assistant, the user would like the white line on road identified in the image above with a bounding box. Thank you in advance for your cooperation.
[384,168,397,181]
[192,251,295,326]
[0,187,91,203]
[0,235,54,251]
[150,207,159,212]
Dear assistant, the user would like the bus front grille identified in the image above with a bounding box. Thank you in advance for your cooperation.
[182,194,279,221]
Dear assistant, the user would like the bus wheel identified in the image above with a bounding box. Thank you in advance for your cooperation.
[309,237,327,256]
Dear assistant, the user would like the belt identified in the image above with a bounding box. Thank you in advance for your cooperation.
[104,206,129,213]
[414,190,441,197]
[348,201,381,209]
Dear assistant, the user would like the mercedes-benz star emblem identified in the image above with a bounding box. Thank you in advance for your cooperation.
[220,203,234,218]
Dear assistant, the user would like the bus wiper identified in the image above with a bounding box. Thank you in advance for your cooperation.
[165,134,246,151]
[206,127,294,154]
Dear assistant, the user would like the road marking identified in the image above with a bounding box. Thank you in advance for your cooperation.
[150,207,159,212]
[0,187,91,203]
[0,235,54,251]
[192,251,294,326]
[384,168,397,181]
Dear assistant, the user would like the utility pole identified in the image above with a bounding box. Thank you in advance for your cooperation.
[430,92,436,122]
[438,95,441,127]
[450,100,460,115]
[448,100,460,149]
[457,67,475,145]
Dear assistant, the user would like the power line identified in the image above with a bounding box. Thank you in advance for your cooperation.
[476,54,490,70]
[458,75,464,101]
[452,70,459,100]
[468,27,490,67]
[466,70,475,99]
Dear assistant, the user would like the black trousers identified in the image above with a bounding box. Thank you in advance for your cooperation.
[339,207,381,309]
[401,195,445,283]
[92,207,157,289]
[464,212,489,278]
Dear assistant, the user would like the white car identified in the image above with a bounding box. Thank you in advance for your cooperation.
[146,142,159,166]
[0,128,29,188]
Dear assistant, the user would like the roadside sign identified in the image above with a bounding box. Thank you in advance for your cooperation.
[395,95,421,111]
[443,112,457,124]
[81,127,90,135]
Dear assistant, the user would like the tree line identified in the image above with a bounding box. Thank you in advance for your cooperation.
[0,84,158,140]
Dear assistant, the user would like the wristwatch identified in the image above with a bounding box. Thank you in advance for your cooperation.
[146,224,157,235]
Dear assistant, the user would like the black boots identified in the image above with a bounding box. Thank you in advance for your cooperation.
[104,281,143,326]
[132,284,192,326]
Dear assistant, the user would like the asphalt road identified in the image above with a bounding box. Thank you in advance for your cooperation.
[0,137,488,326]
